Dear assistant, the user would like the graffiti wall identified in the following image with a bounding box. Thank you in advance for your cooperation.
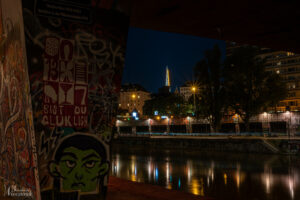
[23,0,128,199]
[0,0,40,199]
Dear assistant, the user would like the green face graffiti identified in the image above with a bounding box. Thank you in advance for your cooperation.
[49,147,108,193]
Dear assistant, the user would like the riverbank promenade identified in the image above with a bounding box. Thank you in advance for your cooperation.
[118,134,300,140]
[107,176,212,200]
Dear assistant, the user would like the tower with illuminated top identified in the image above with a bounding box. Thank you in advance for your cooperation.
[165,66,171,92]
[159,66,171,94]
[165,66,171,87]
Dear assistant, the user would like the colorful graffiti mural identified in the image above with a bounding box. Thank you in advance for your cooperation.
[0,0,40,199]
[23,0,128,199]
[49,134,109,193]
[42,37,88,128]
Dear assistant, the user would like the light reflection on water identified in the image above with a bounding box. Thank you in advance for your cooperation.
[110,151,300,200]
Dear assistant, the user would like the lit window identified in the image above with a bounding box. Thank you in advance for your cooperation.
[127,104,129,107]
[138,95,140,99]
[119,104,121,107]
[276,70,280,74]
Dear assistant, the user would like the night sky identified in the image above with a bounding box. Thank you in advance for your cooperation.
[122,27,226,93]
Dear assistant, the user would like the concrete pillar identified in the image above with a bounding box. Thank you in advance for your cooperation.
[0,0,40,199]
[117,125,120,135]
[23,0,129,199]
[132,126,137,135]
[166,118,170,133]
[148,119,152,133]
[185,117,192,134]
[235,123,240,135]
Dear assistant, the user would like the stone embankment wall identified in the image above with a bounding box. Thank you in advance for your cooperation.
[113,137,300,154]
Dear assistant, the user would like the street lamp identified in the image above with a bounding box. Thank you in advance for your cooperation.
[285,110,292,153]
[285,111,291,138]
[187,116,191,134]
[131,93,137,116]
[233,114,240,135]
[191,86,197,115]
[191,86,196,92]
[148,118,152,134]
[166,117,170,134]
[263,112,269,136]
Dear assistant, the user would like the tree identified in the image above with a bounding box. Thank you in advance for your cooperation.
[187,92,202,117]
[224,46,287,132]
[117,108,129,116]
[194,45,225,132]
[264,72,288,112]
[143,93,188,117]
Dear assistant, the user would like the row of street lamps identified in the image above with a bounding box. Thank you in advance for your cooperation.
[128,86,294,137]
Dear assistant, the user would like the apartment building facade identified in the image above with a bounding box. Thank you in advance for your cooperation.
[119,84,151,116]
[226,41,300,112]
[260,50,300,111]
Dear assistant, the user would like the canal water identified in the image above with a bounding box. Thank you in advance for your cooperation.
[110,147,300,200]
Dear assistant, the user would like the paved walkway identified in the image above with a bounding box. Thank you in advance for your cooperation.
[149,135,300,140]
[107,176,212,200]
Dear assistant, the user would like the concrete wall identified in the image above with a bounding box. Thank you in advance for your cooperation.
[23,0,128,199]
[113,137,300,154]
[0,0,40,199]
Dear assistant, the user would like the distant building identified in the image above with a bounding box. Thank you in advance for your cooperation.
[158,86,171,95]
[179,82,199,101]
[226,41,300,112]
[260,50,300,111]
[180,86,192,101]
[119,84,151,116]
[174,87,179,95]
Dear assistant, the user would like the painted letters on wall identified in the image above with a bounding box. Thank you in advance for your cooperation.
[0,0,40,199]
[23,0,128,199]
[42,37,88,128]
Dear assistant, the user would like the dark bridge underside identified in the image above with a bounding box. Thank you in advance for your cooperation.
[119,0,300,53]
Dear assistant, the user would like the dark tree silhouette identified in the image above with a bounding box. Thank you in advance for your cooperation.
[143,93,187,117]
[224,46,287,132]
[194,45,225,132]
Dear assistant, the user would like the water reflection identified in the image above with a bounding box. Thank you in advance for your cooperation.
[262,163,273,194]
[285,169,298,200]
[288,175,295,199]
[186,160,192,183]
[260,163,299,199]
[154,167,159,182]
[130,155,137,182]
[147,160,152,180]
[223,173,227,185]
[208,162,214,183]
[166,162,172,189]
[191,178,204,196]
[111,152,300,200]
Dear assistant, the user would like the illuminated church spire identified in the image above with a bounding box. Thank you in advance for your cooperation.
[165,66,171,87]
